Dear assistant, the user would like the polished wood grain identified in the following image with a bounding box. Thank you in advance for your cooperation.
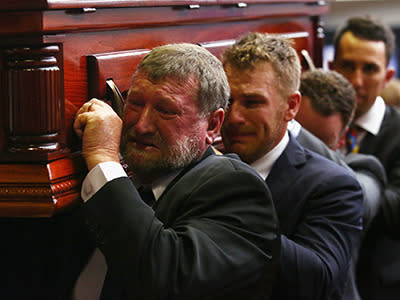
[0,154,86,217]
[89,28,312,102]
[87,49,150,100]
[0,0,327,10]
[6,45,63,153]
[0,0,330,216]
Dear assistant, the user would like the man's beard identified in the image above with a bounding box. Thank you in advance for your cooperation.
[120,130,203,182]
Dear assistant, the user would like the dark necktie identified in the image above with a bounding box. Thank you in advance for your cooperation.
[138,185,156,207]
[346,127,360,154]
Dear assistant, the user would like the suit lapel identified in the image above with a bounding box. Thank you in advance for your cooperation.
[266,135,308,213]
[154,147,215,209]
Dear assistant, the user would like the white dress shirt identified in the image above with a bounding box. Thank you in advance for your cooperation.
[355,96,386,136]
[81,161,127,202]
[251,131,289,180]
[287,119,302,138]
[340,96,386,155]
[81,160,181,202]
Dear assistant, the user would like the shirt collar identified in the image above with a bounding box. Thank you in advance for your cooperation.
[354,96,386,135]
[133,169,181,201]
[137,147,214,200]
[251,130,289,180]
[151,170,181,200]
[287,119,302,138]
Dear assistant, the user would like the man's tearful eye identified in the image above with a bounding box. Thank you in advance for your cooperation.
[126,98,145,111]
[155,102,181,119]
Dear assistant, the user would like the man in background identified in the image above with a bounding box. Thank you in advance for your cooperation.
[331,16,400,299]
[296,68,387,300]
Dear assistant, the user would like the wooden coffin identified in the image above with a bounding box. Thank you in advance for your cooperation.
[0,0,330,217]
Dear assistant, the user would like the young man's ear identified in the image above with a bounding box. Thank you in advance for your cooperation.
[337,133,347,150]
[337,126,349,151]
[384,67,396,88]
[284,91,301,122]
[206,108,225,145]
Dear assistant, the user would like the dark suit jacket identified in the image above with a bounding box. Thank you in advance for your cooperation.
[296,127,387,300]
[357,105,400,231]
[267,135,363,300]
[297,127,386,228]
[356,105,400,300]
[296,127,352,171]
[82,148,280,299]
[344,153,387,228]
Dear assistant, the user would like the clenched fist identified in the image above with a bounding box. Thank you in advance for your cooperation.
[74,99,122,170]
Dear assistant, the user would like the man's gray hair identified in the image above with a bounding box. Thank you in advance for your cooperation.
[134,43,230,115]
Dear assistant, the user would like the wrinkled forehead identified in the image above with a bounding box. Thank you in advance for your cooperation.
[132,69,198,86]
[128,72,200,105]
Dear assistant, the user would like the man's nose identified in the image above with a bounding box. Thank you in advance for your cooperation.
[134,106,155,133]
[349,68,364,89]
[227,103,245,123]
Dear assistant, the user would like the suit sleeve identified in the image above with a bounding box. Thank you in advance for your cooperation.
[275,172,363,300]
[362,106,400,238]
[369,136,400,237]
[345,153,387,229]
[82,169,280,299]
[382,178,400,237]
